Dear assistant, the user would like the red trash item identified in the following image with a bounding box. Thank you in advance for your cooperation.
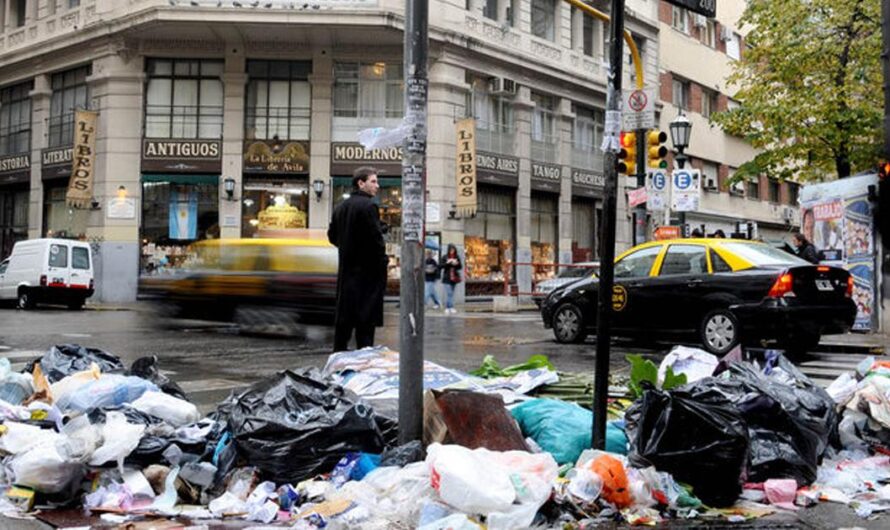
[590,454,632,508]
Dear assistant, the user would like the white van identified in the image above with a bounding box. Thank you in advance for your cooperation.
[0,239,94,309]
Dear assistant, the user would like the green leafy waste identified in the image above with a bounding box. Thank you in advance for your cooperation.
[470,354,555,378]
[627,354,687,399]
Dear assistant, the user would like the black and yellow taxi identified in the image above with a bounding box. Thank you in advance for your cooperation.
[541,238,857,355]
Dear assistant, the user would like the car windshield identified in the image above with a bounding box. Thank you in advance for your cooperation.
[719,242,809,267]
[559,267,596,279]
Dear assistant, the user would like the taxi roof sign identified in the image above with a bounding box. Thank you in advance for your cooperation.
[654,226,682,240]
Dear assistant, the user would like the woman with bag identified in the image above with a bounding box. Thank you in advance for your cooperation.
[440,244,462,314]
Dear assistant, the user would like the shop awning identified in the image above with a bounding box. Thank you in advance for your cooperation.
[141,174,219,185]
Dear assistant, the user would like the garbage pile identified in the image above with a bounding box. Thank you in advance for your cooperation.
[0,342,888,528]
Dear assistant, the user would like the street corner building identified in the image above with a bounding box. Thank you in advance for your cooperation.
[0,1,798,304]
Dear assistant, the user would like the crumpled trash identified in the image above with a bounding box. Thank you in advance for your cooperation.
[10,440,84,493]
[511,398,627,464]
[227,369,385,485]
[89,411,146,471]
[590,453,632,508]
[764,478,798,510]
[423,389,527,451]
[27,344,125,383]
[49,363,101,405]
[380,440,425,467]
[129,356,188,401]
[0,358,34,405]
[426,443,558,530]
[657,346,718,386]
[625,384,749,507]
[84,482,134,513]
[0,421,61,454]
[130,391,200,428]
[55,374,158,413]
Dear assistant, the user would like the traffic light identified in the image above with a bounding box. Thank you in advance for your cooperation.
[647,129,668,169]
[618,132,637,175]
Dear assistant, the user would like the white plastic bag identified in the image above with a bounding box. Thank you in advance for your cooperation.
[0,421,60,454]
[427,444,516,514]
[130,391,200,427]
[658,346,719,385]
[10,442,83,493]
[89,411,146,470]
[50,363,101,405]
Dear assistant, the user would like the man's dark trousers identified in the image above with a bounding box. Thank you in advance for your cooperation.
[333,322,375,352]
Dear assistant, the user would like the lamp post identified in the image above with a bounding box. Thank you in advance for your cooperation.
[669,112,692,235]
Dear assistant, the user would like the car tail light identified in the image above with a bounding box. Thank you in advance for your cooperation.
[89,279,94,290]
[846,276,854,298]
[768,272,795,298]
[40,275,47,287]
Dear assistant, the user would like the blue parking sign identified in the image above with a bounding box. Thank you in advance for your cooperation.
[674,170,693,190]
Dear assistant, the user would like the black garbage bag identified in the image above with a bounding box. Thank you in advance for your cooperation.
[626,384,749,507]
[689,351,837,485]
[129,356,189,401]
[227,369,386,485]
[27,344,125,383]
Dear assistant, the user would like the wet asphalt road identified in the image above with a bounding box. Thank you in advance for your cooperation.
[0,302,885,529]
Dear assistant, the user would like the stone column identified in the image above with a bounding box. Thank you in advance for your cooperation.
[308,50,333,230]
[220,50,246,239]
[557,97,573,267]
[86,51,145,303]
[27,74,51,239]
[514,85,533,299]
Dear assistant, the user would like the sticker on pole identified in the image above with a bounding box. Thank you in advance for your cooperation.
[671,169,702,212]
[646,170,668,211]
[622,89,655,130]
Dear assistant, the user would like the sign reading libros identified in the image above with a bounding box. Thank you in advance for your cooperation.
[666,0,716,18]
[454,118,477,217]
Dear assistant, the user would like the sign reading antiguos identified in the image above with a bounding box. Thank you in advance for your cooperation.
[142,139,222,173]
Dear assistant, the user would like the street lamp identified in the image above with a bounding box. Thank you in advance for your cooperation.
[312,179,325,202]
[669,112,692,169]
[223,177,236,201]
[669,112,693,235]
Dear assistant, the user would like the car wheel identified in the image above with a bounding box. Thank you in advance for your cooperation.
[17,290,34,310]
[552,303,587,344]
[67,299,85,310]
[700,309,739,355]
[782,332,821,359]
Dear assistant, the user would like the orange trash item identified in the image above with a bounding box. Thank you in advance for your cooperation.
[590,454,632,508]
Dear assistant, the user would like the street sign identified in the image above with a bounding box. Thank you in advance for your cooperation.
[666,0,716,18]
[646,170,668,211]
[671,169,702,212]
[627,187,647,208]
[622,89,655,130]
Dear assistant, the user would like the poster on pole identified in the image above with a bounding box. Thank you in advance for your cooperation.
[670,169,701,212]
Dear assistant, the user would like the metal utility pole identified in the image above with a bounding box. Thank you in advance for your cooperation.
[398,0,428,444]
[593,0,625,450]
[883,0,890,159]
[633,128,647,245]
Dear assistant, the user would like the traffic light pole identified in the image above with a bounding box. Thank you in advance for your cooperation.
[593,0,625,451]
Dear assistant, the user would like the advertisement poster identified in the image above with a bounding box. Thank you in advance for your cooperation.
[800,174,879,331]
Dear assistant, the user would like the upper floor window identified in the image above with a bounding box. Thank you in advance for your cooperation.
[69,0,81,7]
[145,59,224,139]
[768,179,781,203]
[14,0,27,27]
[671,6,688,34]
[483,0,498,20]
[49,65,90,148]
[787,182,800,205]
[727,32,742,60]
[747,179,760,200]
[531,0,556,41]
[572,104,603,150]
[702,19,717,48]
[332,62,403,120]
[672,78,690,110]
[531,93,556,144]
[468,77,514,133]
[582,13,597,57]
[701,88,717,118]
[245,60,311,141]
[0,81,32,156]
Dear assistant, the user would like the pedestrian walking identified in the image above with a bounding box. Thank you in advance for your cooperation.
[424,249,442,309]
[792,232,820,264]
[440,244,462,314]
[327,167,387,351]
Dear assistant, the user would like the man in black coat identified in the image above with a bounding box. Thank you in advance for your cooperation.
[328,167,388,351]
[792,232,820,264]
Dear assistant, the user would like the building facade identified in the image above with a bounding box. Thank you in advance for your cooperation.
[0,0,668,303]
[654,0,799,240]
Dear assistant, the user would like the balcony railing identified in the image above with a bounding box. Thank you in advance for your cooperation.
[571,143,604,171]
[475,121,515,155]
[531,136,558,164]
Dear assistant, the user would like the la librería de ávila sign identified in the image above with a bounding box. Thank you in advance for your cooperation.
[667,0,716,18]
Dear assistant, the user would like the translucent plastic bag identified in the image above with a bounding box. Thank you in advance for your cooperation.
[55,374,158,413]
[10,442,84,493]
[131,391,200,427]
[89,411,146,471]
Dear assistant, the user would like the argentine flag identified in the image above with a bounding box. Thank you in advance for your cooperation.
[169,187,198,240]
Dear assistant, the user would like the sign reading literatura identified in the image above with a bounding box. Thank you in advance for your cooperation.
[330,142,403,174]
[142,139,222,173]
[42,147,73,180]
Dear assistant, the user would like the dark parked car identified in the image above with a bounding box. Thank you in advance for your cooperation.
[541,238,857,355]
[532,262,599,308]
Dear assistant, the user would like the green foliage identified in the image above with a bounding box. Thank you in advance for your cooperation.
[627,354,688,399]
[711,0,883,181]
[470,354,555,378]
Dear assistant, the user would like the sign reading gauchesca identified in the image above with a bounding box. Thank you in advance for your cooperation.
[0,153,30,179]
[142,139,222,173]
[331,142,403,174]
[243,140,310,174]
[42,147,73,180]
[667,0,716,18]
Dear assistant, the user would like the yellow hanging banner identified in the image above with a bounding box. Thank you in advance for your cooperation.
[66,109,98,208]
[455,117,477,217]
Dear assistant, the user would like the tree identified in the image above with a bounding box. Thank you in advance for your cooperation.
[712,0,882,182]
